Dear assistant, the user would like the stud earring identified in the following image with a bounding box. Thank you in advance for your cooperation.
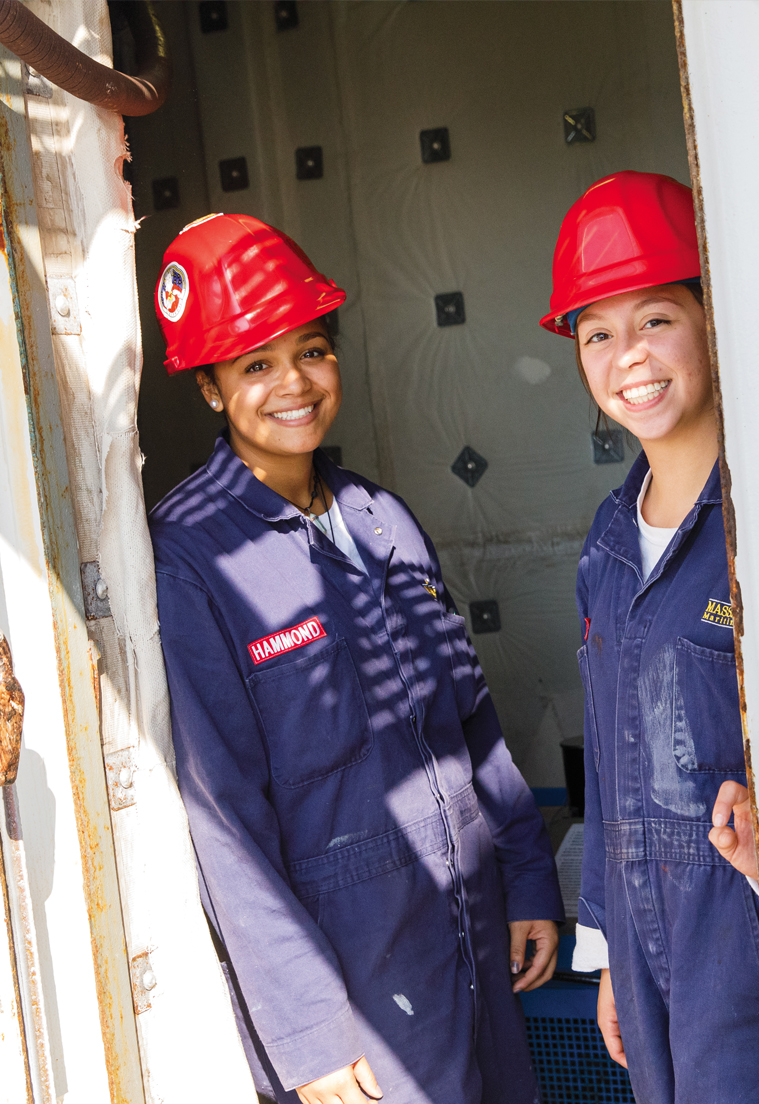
[211,400,220,409]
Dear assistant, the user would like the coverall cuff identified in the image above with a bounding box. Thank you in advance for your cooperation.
[265,1003,364,1093]
[577,895,606,935]
[504,878,565,924]
[572,923,609,972]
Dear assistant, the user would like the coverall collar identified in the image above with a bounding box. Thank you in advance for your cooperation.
[206,431,374,522]
[600,450,722,585]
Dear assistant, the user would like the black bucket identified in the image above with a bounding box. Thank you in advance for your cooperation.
[560,735,585,816]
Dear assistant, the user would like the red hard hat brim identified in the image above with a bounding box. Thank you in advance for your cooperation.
[163,289,346,374]
[539,268,701,338]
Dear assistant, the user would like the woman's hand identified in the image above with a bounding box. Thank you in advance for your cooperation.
[296,1056,382,1104]
[709,780,758,878]
[598,969,627,1068]
[508,919,559,992]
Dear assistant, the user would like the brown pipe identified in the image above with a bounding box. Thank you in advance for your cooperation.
[0,0,170,117]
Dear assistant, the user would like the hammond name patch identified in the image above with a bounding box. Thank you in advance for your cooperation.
[701,598,734,629]
[248,617,326,665]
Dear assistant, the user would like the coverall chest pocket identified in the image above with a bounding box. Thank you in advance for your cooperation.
[673,637,745,773]
[246,638,373,788]
[577,646,600,770]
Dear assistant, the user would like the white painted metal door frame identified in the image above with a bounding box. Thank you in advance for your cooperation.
[675,0,759,856]
[0,48,144,1104]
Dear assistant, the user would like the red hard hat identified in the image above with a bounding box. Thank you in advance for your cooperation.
[539,171,701,338]
[155,213,346,373]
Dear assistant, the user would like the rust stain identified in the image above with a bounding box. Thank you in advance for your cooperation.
[0,822,34,1102]
[673,0,759,863]
[0,633,24,786]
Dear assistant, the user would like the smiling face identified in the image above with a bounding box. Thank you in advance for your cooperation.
[197,319,342,466]
[575,284,712,447]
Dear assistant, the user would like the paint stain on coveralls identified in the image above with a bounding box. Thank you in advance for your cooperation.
[638,644,705,817]
[393,994,414,1016]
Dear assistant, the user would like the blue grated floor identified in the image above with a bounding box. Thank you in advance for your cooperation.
[518,936,636,1103]
[523,1013,636,1103]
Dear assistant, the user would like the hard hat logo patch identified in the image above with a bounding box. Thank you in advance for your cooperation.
[158,262,189,321]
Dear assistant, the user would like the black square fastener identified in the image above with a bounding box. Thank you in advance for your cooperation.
[199,1,228,33]
[219,157,249,192]
[435,292,465,327]
[274,0,299,31]
[470,600,501,635]
[296,146,323,180]
[152,176,180,212]
[451,446,488,488]
[420,127,451,164]
[564,107,596,144]
[592,428,624,464]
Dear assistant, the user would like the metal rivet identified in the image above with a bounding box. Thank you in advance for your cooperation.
[470,983,474,990]
[95,578,108,599]
[118,767,133,789]
[374,527,382,535]
[54,295,70,317]
[142,970,157,991]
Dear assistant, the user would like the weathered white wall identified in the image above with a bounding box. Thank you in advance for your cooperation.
[131,0,689,786]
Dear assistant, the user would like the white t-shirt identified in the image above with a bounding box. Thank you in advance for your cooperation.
[573,470,759,974]
[636,469,678,581]
[310,498,367,574]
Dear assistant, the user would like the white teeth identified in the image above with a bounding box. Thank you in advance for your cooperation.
[622,380,670,405]
[271,405,314,421]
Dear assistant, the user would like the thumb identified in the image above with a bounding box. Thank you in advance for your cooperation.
[353,1056,382,1100]
[709,824,739,860]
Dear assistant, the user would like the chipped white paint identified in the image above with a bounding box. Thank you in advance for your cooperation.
[393,993,414,1016]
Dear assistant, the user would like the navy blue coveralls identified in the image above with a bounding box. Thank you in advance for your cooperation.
[149,435,563,1104]
[577,453,759,1104]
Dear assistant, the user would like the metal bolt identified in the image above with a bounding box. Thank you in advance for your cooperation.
[142,970,157,991]
[466,461,475,470]
[95,578,108,599]
[54,295,70,317]
[432,141,441,151]
[118,767,133,789]
[374,527,382,535]
[445,303,456,313]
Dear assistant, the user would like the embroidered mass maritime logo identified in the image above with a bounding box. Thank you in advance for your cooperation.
[701,598,734,629]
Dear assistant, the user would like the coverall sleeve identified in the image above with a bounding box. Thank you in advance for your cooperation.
[155,570,363,1092]
[575,537,607,941]
[422,535,564,924]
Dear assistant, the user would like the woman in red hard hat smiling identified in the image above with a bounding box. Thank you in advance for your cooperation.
[150,214,563,1104]
[543,171,759,1103]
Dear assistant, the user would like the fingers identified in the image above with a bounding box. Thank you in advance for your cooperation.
[508,920,530,978]
[353,1057,383,1100]
[297,1060,381,1104]
[712,780,750,827]
[597,969,628,1069]
[510,920,559,993]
